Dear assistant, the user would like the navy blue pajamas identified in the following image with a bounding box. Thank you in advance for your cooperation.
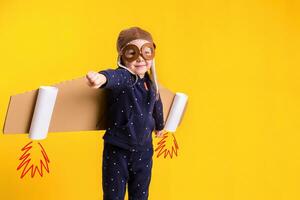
[98,66,164,200]
[102,142,153,200]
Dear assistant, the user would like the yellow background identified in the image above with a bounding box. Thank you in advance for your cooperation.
[0,0,300,199]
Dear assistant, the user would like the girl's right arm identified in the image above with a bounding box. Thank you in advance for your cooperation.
[86,71,107,89]
[86,68,131,90]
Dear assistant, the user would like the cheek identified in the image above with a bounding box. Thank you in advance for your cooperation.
[146,60,153,68]
[124,60,134,68]
[129,62,136,69]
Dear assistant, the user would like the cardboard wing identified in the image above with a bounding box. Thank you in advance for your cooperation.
[3,77,186,136]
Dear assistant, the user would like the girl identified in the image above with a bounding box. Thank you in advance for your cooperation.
[86,27,164,200]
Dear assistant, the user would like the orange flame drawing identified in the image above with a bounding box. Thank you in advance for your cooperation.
[16,141,50,178]
[155,132,179,158]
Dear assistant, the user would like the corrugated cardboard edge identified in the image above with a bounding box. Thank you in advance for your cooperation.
[2,76,187,135]
[2,96,12,133]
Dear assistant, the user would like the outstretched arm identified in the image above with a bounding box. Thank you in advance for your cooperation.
[86,71,107,88]
[86,68,130,89]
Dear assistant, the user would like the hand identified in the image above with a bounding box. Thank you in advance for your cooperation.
[155,130,164,138]
[86,71,107,89]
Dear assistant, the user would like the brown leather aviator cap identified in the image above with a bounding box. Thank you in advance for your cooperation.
[116,26,156,54]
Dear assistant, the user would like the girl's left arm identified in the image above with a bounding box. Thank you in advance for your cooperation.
[152,93,165,131]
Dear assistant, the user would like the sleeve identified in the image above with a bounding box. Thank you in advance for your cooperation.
[98,68,130,90]
[152,93,165,131]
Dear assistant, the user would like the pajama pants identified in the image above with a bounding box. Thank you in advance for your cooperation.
[102,142,154,200]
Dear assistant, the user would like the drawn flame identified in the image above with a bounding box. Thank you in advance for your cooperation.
[155,132,179,158]
[16,141,50,178]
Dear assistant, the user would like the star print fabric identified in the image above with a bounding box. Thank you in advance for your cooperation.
[98,67,165,151]
[102,142,153,200]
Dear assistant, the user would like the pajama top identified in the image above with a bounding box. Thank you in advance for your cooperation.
[98,67,164,151]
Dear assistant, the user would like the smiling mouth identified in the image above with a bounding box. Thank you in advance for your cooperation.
[135,65,146,67]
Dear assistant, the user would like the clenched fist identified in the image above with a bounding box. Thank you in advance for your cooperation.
[86,71,107,89]
[155,130,164,138]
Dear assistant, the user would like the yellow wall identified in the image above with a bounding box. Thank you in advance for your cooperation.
[1,0,300,199]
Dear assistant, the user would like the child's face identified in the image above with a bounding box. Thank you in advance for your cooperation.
[121,39,153,77]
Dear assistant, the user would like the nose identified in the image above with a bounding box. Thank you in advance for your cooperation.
[136,55,144,63]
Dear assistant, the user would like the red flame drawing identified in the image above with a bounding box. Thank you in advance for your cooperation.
[155,132,179,158]
[16,141,50,178]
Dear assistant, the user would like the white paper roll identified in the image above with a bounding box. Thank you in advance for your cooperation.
[164,92,188,132]
[29,86,58,140]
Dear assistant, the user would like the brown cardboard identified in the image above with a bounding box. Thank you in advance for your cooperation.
[3,76,176,134]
